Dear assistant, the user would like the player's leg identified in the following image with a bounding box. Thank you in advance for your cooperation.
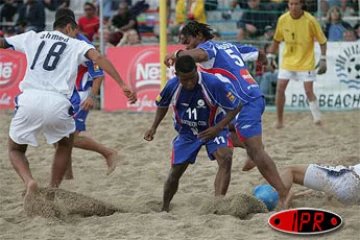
[50,134,74,188]
[212,146,233,196]
[73,133,118,175]
[206,130,233,196]
[43,95,77,188]
[280,164,310,190]
[303,74,321,125]
[162,162,189,212]
[8,93,41,197]
[237,97,290,207]
[8,138,37,195]
[73,109,119,175]
[162,135,200,212]
[275,69,291,128]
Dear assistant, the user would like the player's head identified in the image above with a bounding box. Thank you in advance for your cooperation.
[53,16,78,38]
[179,21,214,50]
[175,55,198,90]
[288,0,304,18]
[55,8,75,21]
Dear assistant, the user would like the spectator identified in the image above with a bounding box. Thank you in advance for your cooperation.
[78,2,100,42]
[259,43,278,99]
[343,28,358,41]
[236,0,275,41]
[43,0,70,11]
[111,1,138,33]
[320,0,346,15]
[17,0,46,33]
[0,0,22,24]
[117,28,141,46]
[323,6,353,41]
[174,0,206,25]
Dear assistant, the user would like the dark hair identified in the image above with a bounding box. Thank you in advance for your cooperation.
[84,2,96,11]
[180,21,214,41]
[55,8,75,20]
[53,16,78,29]
[175,55,196,74]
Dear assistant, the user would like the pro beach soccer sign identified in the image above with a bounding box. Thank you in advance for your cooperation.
[282,42,360,109]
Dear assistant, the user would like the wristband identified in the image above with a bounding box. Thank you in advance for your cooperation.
[89,93,97,100]
[175,50,183,58]
[320,56,326,61]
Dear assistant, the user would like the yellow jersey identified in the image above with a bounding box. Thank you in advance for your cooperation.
[273,11,327,71]
[175,0,206,25]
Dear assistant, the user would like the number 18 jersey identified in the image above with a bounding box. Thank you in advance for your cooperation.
[5,30,94,98]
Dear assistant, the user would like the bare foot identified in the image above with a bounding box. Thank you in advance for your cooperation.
[63,169,74,180]
[314,120,322,126]
[276,191,295,210]
[105,150,120,175]
[275,122,284,129]
[242,158,257,171]
[25,180,38,199]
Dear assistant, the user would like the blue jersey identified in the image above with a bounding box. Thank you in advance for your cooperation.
[76,33,104,92]
[197,40,263,104]
[156,72,240,136]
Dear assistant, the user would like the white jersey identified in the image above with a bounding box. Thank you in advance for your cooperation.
[5,30,94,98]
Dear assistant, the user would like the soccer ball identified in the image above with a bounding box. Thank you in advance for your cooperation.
[253,184,279,211]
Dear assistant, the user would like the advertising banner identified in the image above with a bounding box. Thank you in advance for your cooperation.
[0,50,26,109]
[103,45,180,112]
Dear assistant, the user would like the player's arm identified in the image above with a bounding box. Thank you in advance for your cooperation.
[144,107,169,141]
[144,80,175,141]
[81,75,103,111]
[86,49,137,103]
[164,48,208,67]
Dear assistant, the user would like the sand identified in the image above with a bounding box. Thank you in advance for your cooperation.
[0,109,359,240]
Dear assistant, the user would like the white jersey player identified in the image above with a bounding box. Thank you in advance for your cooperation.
[0,16,137,209]
[280,163,360,206]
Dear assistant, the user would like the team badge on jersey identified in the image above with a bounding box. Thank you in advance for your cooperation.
[93,64,100,71]
[226,92,236,102]
[156,95,162,102]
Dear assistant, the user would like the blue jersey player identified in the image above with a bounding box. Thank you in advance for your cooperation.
[144,56,242,212]
[164,21,291,208]
[56,9,121,179]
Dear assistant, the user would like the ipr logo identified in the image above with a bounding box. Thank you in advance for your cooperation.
[268,208,342,235]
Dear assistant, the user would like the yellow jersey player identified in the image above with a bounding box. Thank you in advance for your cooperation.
[268,0,327,128]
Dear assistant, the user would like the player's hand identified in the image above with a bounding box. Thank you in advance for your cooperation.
[81,96,97,111]
[164,52,176,68]
[198,125,222,142]
[122,85,137,104]
[316,59,327,75]
[144,128,156,141]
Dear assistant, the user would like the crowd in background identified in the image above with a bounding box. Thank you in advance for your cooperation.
[1,0,359,98]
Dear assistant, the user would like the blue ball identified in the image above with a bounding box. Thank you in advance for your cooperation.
[253,184,279,211]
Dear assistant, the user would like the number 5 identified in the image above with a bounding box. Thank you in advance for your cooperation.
[225,49,244,67]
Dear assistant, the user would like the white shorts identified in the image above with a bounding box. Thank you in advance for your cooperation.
[9,90,76,147]
[278,69,316,82]
[304,164,360,205]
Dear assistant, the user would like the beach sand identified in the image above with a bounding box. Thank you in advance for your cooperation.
[0,109,359,240]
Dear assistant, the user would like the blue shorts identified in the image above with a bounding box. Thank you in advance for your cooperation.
[171,129,232,165]
[235,97,265,141]
[74,109,89,132]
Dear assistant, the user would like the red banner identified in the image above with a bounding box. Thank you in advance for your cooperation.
[0,49,26,109]
[103,45,181,112]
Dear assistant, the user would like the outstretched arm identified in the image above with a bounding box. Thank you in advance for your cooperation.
[86,49,137,103]
[144,107,169,141]
[164,48,208,67]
